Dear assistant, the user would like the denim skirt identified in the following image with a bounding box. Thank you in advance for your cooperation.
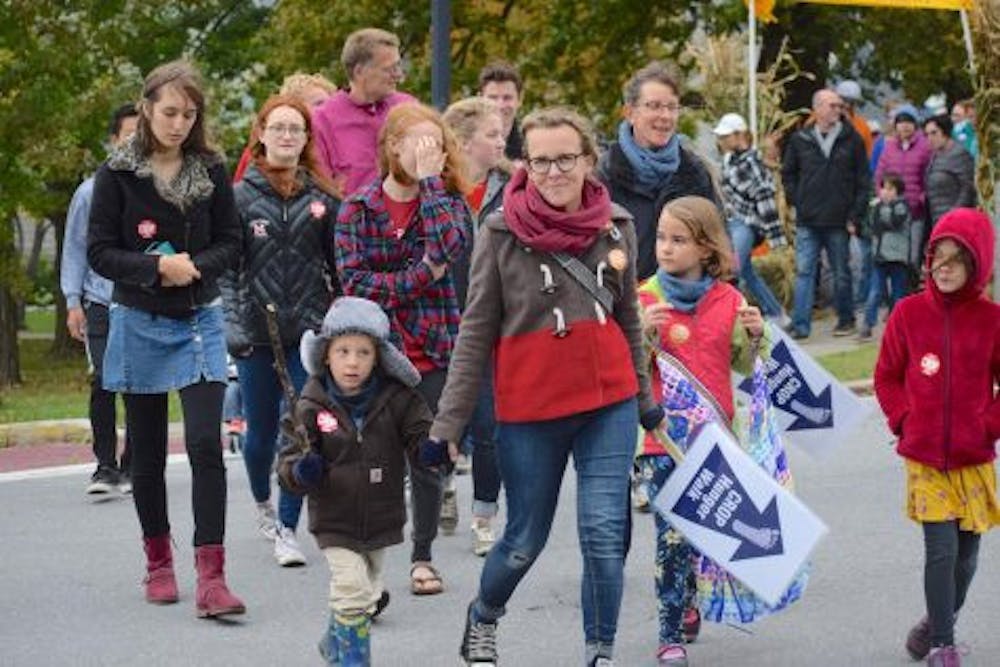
[103,302,228,394]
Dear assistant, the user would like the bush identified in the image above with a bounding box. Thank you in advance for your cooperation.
[27,258,56,307]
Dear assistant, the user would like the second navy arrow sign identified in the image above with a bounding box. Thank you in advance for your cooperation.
[654,422,828,605]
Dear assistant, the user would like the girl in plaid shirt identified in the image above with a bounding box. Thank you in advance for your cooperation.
[335,101,471,597]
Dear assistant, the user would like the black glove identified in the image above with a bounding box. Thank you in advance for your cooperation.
[418,437,450,468]
[292,452,326,487]
[640,406,665,432]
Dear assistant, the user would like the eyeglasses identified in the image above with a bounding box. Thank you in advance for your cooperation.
[638,101,682,114]
[264,124,306,137]
[526,153,585,174]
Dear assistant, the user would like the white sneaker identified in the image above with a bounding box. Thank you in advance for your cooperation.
[274,525,306,567]
[471,519,495,557]
[255,502,279,541]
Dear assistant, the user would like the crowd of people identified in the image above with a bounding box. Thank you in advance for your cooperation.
[57,24,995,667]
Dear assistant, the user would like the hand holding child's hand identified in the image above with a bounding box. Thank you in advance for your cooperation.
[738,306,764,339]
[418,437,457,469]
[644,302,673,329]
[292,452,326,488]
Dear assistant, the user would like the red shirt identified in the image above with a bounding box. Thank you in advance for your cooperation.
[383,192,433,372]
[466,179,488,214]
[383,193,419,240]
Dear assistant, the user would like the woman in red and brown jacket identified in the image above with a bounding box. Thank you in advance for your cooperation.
[428,106,658,667]
[874,207,1000,664]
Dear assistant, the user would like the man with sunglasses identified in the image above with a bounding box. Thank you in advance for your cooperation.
[312,27,416,197]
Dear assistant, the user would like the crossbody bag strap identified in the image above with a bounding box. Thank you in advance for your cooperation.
[550,251,615,313]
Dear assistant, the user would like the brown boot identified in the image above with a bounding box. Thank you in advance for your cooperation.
[143,535,179,604]
[194,545,245,618]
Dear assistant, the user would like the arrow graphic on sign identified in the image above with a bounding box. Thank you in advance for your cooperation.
[739,340,833,431]
[672,444,784,561]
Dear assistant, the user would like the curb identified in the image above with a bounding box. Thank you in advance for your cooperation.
[0,421,187,448]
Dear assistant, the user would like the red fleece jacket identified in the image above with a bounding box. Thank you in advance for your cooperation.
[874,208,1000,470]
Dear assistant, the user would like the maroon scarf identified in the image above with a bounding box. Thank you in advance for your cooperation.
[502,167,612,255]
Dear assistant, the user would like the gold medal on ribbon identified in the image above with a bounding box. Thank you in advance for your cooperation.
[607,248,627,272]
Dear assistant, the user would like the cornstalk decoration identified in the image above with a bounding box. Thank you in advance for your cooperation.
[968,0,998,215]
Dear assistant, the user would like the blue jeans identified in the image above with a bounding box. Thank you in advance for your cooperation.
[864,263,908,328]
[792,226,854,335]
[236,345,306,530]
[854,236,873,307]
[727,218,784,318]
[472,398,637,648]
[465,365,502,517]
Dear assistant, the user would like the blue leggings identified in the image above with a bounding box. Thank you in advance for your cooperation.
[236,345,306,529]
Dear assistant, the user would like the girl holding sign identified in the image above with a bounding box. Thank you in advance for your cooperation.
[636,196,766,666]
[875,208,1000,667]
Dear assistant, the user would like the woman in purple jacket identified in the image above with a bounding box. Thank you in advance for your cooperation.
[874,104,932,266]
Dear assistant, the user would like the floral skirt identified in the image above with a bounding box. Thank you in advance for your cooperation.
[905,458,1000,534]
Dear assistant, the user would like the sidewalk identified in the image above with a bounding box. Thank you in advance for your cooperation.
[2,315,879,472]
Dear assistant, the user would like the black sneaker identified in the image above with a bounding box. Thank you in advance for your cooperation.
[832,322,857,337]
[86,466,118,495]
[460,602,498,666]
[117,470,132,494]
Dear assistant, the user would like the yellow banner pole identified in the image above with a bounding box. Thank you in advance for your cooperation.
[795,0,972,9]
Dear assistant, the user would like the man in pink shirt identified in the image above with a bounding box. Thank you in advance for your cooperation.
[313,27,416,197]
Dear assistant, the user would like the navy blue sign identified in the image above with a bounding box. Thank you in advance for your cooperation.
[672,444,784,561]
[739,340,833,432]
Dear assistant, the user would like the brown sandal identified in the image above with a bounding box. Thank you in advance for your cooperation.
[410,562,444,596]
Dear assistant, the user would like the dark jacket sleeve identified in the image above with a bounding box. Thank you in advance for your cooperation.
[400,388,433,454]
[781,136,800,210]
[613,220,656,415]
[987,327,1000,441]
[276,399,320,496]
[191,163,241,283]
[955,149,978,209]
[87,165,160,287]
[850,135,872,223]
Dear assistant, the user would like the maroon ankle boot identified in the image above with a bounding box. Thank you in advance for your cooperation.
[194,545,246,618]
[143,535,179,604]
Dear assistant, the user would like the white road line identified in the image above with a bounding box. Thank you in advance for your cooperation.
[0,451,242,484]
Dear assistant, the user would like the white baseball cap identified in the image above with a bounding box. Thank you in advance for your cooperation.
[835,80,862,102]
[713,113,748,136]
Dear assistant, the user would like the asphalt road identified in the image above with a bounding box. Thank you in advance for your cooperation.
[2,399,998,666]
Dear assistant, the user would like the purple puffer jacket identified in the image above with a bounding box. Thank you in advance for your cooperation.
[874,132,932,222]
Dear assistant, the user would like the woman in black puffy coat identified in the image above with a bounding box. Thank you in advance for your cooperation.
[221,94,340,568]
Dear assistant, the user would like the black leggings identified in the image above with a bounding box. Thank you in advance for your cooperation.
[125,381,227,546]
[923,520,981,647]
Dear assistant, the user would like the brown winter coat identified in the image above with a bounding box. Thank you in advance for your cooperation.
[277,375,431,552]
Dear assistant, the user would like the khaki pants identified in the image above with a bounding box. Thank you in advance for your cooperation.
[324,547,385,616]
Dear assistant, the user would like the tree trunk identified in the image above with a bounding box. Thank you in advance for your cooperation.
[0,284,21,388]
[49,211,78,357]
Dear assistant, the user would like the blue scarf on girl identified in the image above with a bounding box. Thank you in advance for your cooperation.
[617,120,681,190]
[657,269,714,313]
[324,373,381,430]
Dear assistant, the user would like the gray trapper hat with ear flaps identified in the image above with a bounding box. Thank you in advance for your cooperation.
[300,296,421,388]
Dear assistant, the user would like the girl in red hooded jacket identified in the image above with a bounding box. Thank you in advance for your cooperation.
[874,207,1000,666]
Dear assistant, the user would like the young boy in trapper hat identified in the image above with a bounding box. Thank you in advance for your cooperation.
[278,296,445,665]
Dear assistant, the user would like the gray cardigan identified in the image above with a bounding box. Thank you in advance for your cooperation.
[925,141,976,226]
